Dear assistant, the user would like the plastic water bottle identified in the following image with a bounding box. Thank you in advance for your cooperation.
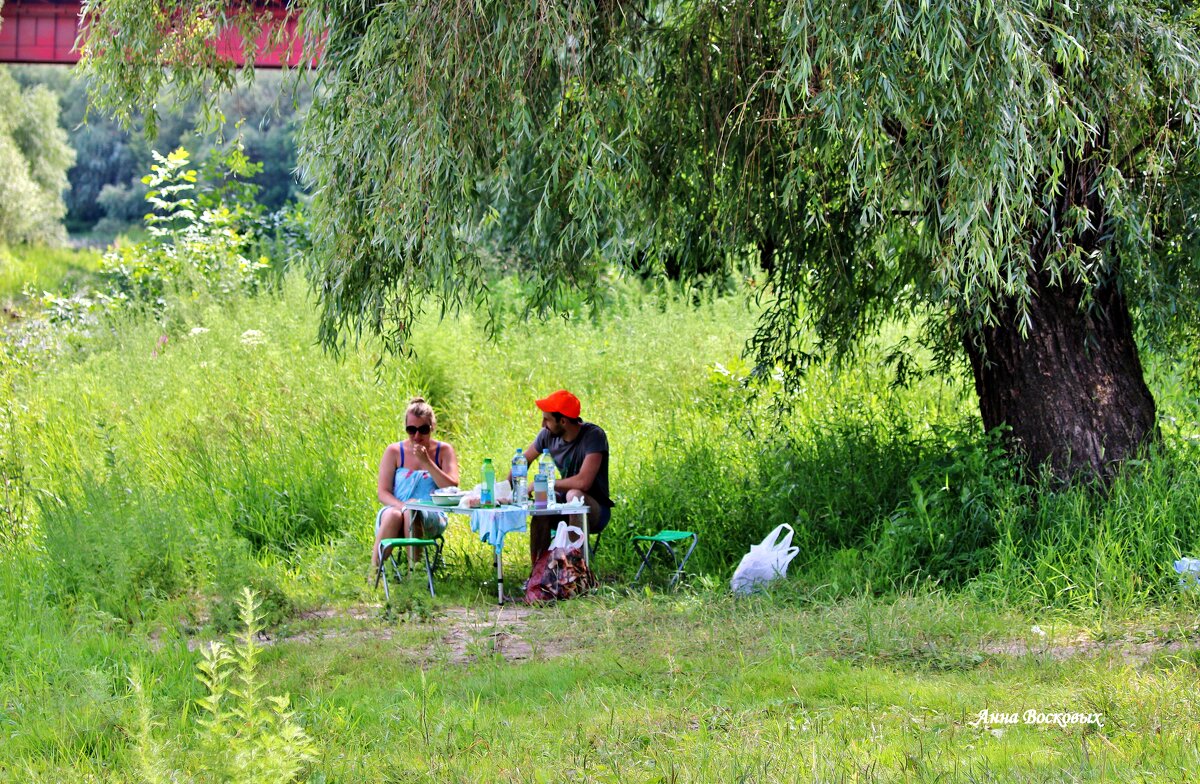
[511,449,528,505]
[539,449,556,505]
[533,472,548,509]
[481,458,496,508]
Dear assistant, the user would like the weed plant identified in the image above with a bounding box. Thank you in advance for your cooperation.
[131,589,317,784]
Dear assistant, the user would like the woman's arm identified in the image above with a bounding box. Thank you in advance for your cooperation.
[377,444,403,506]
[411,441,461,488]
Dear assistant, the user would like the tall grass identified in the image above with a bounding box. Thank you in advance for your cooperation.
[0,243,102,301]
[4,263,1200,618]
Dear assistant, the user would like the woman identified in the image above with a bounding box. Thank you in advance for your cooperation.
[372,397,460,570]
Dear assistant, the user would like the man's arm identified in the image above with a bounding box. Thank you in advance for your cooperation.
[553,452,603,494]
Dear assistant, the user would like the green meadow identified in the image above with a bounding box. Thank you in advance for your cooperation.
[2,244,1200,782]
[0,244,103,305]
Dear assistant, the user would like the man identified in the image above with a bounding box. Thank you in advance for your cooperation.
[515,389,613,565]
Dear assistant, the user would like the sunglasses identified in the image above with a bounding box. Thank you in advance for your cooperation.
[405,424,432,436]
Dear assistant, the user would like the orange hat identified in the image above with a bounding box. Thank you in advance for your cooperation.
[536,389,581,419]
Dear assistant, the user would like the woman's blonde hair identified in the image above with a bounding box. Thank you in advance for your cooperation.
[405,397,436,428]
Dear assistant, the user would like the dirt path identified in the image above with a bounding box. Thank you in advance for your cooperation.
[196,603,570,665]
[172,603,1198,669]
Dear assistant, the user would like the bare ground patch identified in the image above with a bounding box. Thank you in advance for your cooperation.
[981,632,1195,664]
[173,603,575,664]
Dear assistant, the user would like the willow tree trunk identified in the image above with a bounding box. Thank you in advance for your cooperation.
[963,268,1158,480]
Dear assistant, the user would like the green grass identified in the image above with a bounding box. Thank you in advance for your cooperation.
[6,585,1200,782]
[0,243,103,302]
[252,591,1200,783]
[3,248,1200,781]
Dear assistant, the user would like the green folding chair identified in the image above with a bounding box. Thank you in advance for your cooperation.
[375,535,443,599]
[631,530,698,588]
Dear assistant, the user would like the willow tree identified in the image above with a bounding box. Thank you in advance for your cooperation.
[0,67,75,245]
[79,0,1200,478]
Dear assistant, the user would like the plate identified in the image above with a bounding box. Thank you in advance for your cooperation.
[430,494,466,507]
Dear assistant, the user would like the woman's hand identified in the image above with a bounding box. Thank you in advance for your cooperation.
[409,442,432,469]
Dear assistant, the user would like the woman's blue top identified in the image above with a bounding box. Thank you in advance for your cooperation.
[391,441,444,502]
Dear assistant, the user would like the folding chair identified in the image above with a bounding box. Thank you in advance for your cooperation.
[631,530,698,588]
[375,535,443,599]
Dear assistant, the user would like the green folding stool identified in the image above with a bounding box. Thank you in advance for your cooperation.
[631,530,698,588]
[375,535,443,599]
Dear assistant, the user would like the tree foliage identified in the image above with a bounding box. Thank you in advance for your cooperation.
[10,65,310,234]
[0,66,75,245]
[77,2,1200,479]
[79,1,1200,362]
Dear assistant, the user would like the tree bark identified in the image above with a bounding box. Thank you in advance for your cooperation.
[963,270,1158,481]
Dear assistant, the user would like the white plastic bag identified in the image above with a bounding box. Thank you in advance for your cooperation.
[731,523,800,594]
[549,522,585,553]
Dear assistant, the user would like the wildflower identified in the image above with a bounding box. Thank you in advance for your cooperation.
[1174,557,1200,590]
[189,327,210,337]
[1031,625,1046,638]
[240,329,266,346]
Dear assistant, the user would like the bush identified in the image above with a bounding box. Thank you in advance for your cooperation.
[33,147,275,338]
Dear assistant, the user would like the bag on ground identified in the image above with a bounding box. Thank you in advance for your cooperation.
[525,523,596,603]
[731,523,800,594]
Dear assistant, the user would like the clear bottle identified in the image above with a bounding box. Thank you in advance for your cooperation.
[511,448,528,505]
[539,449,556,505]
[532,471,548,509]
[481,458,496,508]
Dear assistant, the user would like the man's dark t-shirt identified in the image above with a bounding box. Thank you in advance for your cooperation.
[533,422,612,508]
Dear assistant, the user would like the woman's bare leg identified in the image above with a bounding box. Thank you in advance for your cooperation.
[373,506,406,569]
[403,510,426,568]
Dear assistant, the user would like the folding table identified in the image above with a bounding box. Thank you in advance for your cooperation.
[402,501,591,604]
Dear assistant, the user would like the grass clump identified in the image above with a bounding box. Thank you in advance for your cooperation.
[7,262,1200,614]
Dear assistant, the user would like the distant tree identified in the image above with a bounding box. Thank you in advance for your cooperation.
[0,66,75,245]
[9,65,308,233]
[79,1,1200,480]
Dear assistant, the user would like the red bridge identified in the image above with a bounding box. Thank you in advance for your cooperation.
[0,0,306,68]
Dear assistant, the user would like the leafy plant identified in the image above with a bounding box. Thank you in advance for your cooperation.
[101,147,270,307]
[131,588,318,784]
[31,146,274,338]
